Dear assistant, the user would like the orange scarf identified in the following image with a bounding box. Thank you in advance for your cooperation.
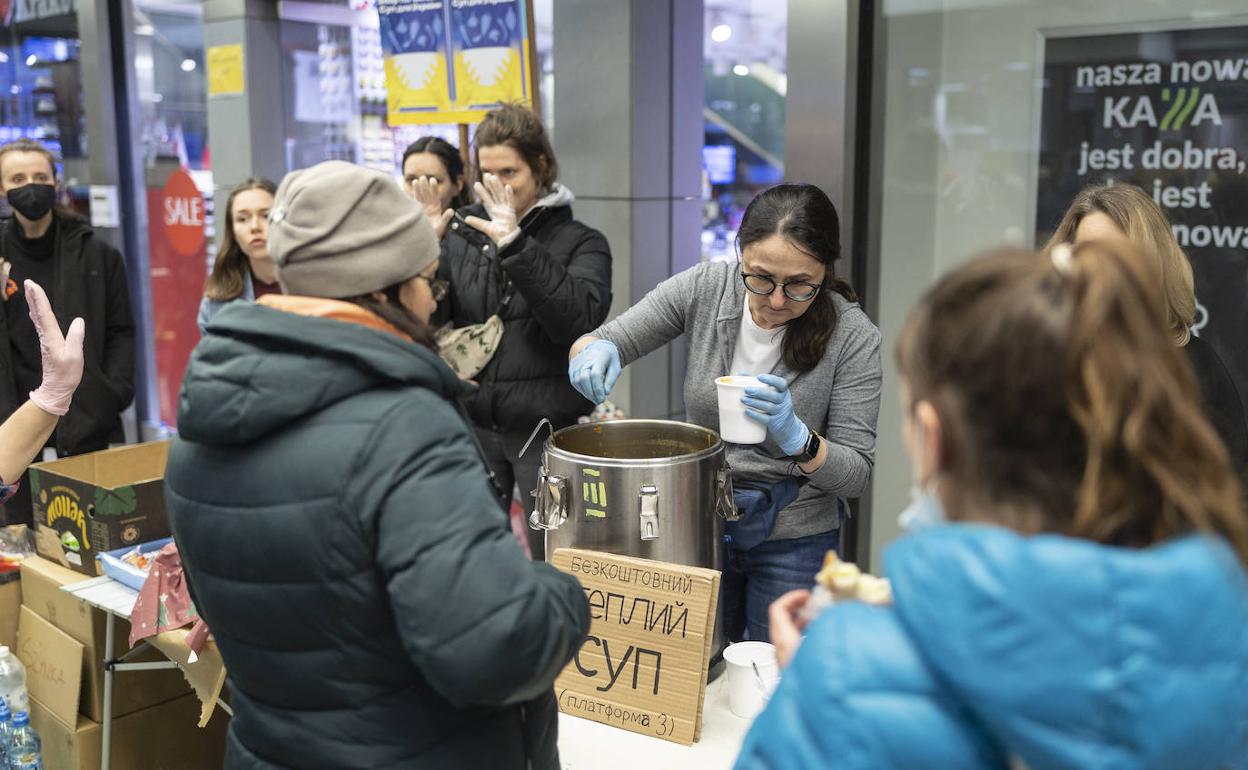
[257,295,412,341]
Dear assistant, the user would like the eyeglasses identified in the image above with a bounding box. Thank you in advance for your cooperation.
[416,274,449,302]
[740,272,822,302]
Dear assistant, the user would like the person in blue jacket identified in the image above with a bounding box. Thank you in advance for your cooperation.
[736,240,1248,770]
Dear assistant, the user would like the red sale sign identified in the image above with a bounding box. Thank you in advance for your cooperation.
[146,169,207,427]
[161,170,206,258]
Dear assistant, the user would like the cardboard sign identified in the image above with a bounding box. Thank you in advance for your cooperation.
[30,442,172,576]
[551,549,720,746]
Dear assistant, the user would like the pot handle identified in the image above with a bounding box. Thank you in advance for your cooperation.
[529,471,568,531]
[715,464,739,521]
[639,485,659,540]
[519,418,554,459]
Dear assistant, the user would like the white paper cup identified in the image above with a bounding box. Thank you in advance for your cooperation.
[716,375,768,444]
[723,641,780,719]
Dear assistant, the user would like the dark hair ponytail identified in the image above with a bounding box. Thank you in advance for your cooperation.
[341,283,439,351]
[896,242,1247,565]
[737,183,856,373]
[401,136,472,209]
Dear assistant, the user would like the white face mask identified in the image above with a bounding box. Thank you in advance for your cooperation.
[898,411,948,534]
[898,485,948,534]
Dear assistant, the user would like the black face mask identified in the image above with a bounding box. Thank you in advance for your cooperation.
[6,184,56,221]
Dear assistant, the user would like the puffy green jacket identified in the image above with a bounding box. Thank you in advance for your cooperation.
[165,299,590,770]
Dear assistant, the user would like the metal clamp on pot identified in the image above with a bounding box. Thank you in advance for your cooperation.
[639,485,659,540]
[715,464,739,521]
[521,419,568,531]
[531,471,568,531]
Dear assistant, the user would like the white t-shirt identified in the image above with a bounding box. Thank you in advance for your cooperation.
[729,295,786,376]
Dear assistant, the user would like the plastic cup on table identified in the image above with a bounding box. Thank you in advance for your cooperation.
[723,641,780,719]
[716,375,768,444]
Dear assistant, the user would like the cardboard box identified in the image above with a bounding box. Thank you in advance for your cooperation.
[30,691,229,770]
[0,571,18,651]
[17,605,83,725]
[29,442,171,576]
[20,556,191,722]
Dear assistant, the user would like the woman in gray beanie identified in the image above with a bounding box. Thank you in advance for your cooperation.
[163,160,590,770]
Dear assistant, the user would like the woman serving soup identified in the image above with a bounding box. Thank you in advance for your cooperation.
[569,183,882,641]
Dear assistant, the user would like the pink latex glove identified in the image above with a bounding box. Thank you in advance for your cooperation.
[26,280,84,416]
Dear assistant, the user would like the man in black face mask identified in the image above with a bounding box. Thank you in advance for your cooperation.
[0,139,135,525]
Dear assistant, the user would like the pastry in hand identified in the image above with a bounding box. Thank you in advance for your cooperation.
[810,551,893,607]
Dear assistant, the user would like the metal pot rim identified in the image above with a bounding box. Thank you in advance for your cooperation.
[545,419,724,466]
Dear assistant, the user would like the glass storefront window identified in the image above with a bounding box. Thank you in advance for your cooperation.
[135,7,210,174]
[701,0,787,262]
[0,9,88,215]
[133,2,210,431]
[868,0,1248,564]
[282,7,449,179]
[280,0,552,181]
[533,0,553,126]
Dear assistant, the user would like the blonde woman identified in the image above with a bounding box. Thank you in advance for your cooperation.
[1045,183,1247,472]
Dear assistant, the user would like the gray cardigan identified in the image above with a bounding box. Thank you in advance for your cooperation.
[594,260,882,541]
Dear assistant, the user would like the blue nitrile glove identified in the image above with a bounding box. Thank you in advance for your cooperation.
[569,339,622,404]
[741,373,810,455]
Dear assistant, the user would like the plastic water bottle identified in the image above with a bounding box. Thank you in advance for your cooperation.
[0,648,26,716]
[6,711,40,770]
[0,700,11,767]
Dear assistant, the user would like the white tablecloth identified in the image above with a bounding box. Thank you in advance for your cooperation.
[559,675,751,770]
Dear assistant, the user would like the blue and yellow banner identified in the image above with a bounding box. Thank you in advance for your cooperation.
[378,0,534,125]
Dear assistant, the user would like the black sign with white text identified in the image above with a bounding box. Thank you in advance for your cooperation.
[1037,26,1248,421]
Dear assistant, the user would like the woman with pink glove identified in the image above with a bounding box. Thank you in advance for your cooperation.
[0,279,83,502]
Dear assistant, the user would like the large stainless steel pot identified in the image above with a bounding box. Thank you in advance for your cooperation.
[527,419,736,570]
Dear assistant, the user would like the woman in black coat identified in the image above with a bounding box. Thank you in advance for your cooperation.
[414,105,613,560]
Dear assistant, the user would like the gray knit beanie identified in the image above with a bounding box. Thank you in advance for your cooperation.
[267,160,438,298]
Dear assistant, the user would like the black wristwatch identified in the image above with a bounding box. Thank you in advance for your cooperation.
[791,430,821,464]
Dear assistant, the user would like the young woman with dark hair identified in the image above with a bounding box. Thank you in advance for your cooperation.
[569,182,883,642]
[402,136,472,238]
[736,241,1248,770]
[198,177,279,332]
[429,103,613,561]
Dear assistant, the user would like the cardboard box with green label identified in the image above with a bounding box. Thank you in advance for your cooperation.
[29,442,172,577]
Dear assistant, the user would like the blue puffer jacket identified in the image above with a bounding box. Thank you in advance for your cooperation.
[735,525,1248,770]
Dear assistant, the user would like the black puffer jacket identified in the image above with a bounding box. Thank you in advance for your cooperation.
[0,215,134,455]
[165,298,590,770]
[436,186,612,431]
